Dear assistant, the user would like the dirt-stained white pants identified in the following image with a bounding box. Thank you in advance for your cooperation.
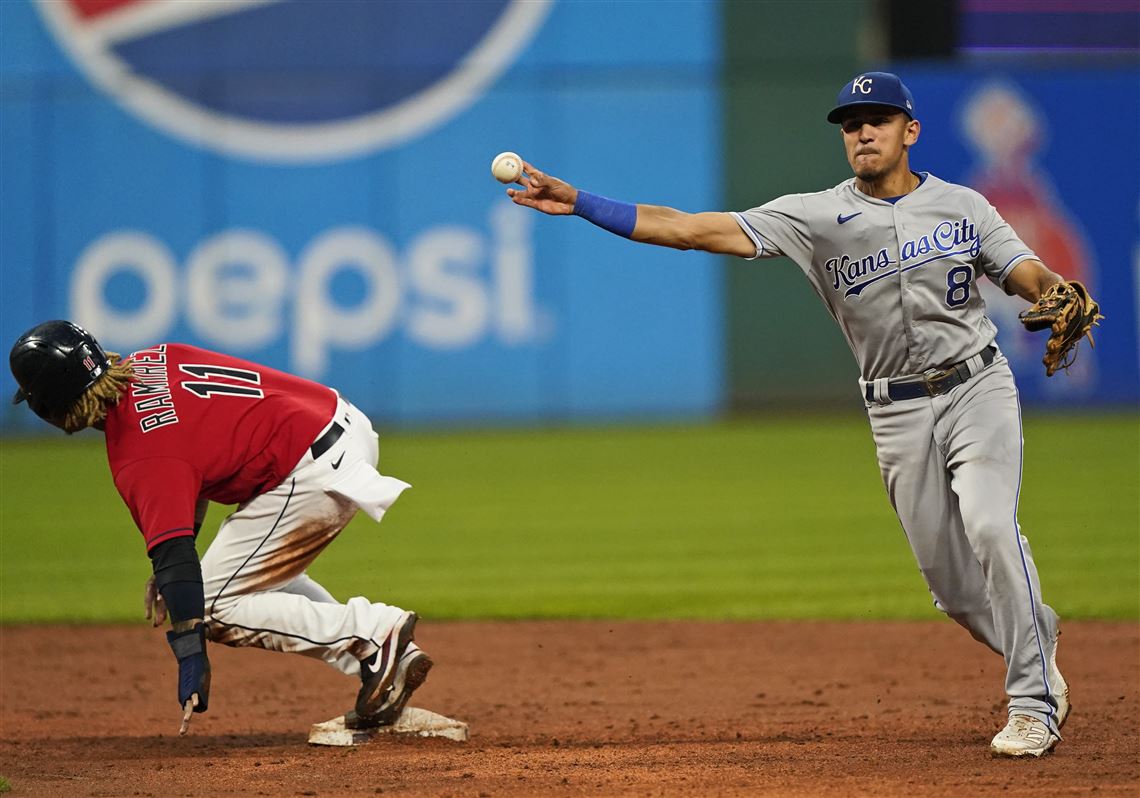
[200,396,411,677]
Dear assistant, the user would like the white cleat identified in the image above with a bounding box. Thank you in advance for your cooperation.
[990,714,1059,758]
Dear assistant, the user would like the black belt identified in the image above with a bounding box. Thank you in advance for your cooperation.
[310,421,345,460]
[866,345,996,403]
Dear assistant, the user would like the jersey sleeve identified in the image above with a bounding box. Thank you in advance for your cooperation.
[113,457,202,552]
[974,196,1038,287]
[729,194,812,262]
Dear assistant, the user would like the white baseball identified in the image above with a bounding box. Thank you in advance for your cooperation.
[491,151,523,183]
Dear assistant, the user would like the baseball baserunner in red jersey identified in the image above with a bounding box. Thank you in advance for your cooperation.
[9,320,431,735]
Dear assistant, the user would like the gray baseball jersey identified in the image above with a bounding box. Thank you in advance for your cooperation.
[729,171,1065,734]
[730,172,1037,380]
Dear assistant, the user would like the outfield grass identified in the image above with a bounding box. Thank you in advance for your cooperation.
[1,413,1136,623]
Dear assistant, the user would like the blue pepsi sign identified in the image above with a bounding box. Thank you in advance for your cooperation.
[36,0,552,161]
[0,0,725,429]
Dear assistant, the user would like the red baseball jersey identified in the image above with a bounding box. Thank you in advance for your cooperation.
[104,344,337,551]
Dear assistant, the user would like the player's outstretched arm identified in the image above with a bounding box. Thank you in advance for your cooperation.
[506,160,755,258]
[633,205,757,257]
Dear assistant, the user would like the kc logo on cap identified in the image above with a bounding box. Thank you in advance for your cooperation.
[827,71,916,124]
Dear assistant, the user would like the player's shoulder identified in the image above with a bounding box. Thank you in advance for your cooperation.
[136,342,239,365]
[801,179,860,205]
[166,342,215,358]
[774,180,863,225]
[755,180,853,214]
[126,341,193,360]
[917,172,989,205]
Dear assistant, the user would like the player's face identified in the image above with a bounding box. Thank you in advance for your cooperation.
[840,107,919,181]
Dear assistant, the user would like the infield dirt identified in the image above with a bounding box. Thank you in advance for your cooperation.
[1,620,1136,797]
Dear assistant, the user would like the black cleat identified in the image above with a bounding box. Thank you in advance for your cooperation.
[354,611,418,719]
[346,644,433,729]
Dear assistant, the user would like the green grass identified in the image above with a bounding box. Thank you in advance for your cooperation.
[1,413,1136,623]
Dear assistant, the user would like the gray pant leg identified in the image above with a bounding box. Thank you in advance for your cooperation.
[868,397,1001,652]
[868,362,1060,731]
[940,364,1060,728]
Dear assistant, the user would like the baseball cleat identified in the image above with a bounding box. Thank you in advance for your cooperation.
[990,714,1059,758]
[1050,635,1071,729]
[346,643,434,729]
[354,611,418,720]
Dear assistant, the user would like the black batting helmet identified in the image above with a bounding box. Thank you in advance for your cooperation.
[10,320,111,425]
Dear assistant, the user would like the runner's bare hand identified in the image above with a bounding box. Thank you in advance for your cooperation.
[179,693,199,736]
[144,575,167,627]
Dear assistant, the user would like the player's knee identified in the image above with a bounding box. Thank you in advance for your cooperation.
[202,592,240,629]
[929,588,988,619]
[202,608,249,648]
[944,604,992,626]
[965,518,1011,559]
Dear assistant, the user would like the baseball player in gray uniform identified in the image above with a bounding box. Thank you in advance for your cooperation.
[505,72,1072,757]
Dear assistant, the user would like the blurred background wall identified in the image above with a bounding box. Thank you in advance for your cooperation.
[725,0,1139,408]
[1,0,1137,431]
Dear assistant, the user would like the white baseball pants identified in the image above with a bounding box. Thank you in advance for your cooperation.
[200,396,411,677]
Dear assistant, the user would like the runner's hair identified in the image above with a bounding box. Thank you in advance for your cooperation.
[63,353,135,434]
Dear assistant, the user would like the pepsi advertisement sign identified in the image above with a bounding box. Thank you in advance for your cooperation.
[36,0,551,162]
[0,0,725,428]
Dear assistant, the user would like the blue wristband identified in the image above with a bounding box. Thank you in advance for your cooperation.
[572,190,637,239]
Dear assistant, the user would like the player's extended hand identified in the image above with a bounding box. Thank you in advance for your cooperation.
[167,622,211,736]
[506,161,578,216]
[143,575,167,627]
[179,693,200,736]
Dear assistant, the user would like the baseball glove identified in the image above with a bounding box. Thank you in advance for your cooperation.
[1018,280,1104,377]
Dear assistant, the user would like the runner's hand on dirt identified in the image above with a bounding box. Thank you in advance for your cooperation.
[179,694,199,736]
[167,622,211,736]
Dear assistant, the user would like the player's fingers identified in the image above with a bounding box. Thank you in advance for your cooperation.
[518,161,541,184]
[178,694,198,736]
[522,162,545,186]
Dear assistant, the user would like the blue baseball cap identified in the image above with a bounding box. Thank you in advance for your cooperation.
[827,72,915,124]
